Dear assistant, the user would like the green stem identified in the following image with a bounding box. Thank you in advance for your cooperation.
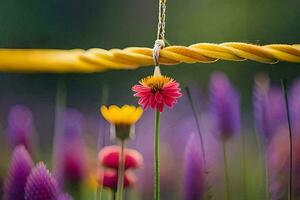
[222,141,231,200]
[185,86,213,199]
[67,181,80,200]
[281,79,293,200]
[242,133,247,200]
[112,190,117,200]
[116,140,125,200]
[185,86,206,166]
[52,80,66,176]
[95,186,102,200]
[264,151,269,200]
[154,110,160,200]
[254,125,266,199]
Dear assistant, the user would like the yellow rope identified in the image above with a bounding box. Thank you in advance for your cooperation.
[0,42,299,73]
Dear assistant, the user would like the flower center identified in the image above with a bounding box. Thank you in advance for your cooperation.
[140,75,172,92]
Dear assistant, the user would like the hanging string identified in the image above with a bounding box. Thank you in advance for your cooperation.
[156,0,166,41]
[153,0,167,69]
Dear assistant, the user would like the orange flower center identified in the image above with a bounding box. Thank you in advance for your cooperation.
[140,75,172,92]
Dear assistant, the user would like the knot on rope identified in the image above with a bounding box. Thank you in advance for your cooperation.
[153,39,165,66]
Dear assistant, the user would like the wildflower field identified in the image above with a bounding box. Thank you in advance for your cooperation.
[0,0,300,200]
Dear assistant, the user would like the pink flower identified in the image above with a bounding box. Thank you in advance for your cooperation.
[132,74,182,112]
[98,169,136,189]
[97,146,142,190]
[98,145,143,170]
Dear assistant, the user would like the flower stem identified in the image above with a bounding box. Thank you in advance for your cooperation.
[154,110,160,200]
[254,124,267,199]
[222,140,231,200]
[185,86,213,199]
[52,80,66,183]
[185,86,206,166]
[116,140,125,200]
[95,186,102,200]
[112,189,117,200]
[264,150,269,200]
[281,79,293,200]
[241,132,248,200]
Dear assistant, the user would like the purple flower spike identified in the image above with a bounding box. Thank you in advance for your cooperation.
[209,72,241,140]
[7,105,33,149]
[253,76,286,142]
[54,109,87,186]
[183,133,205,200]
[289,79,300,134]
[3,145,34,200]
[267,128,288,199]
[58,193,73,200]
[292,136,300,198]
[63,109,83,138]
[25,162,59,200]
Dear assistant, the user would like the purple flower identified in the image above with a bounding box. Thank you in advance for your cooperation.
[58,194,73,200]
[63,109,83,138]
[289,79,300,134]
[253,77,286,141]
[209,72,241,140]
[7,105,33,149]
[53,109,87,186]
[267,128,289,200]
[3,145,34,200]
[293,135,300,198]
[285,79,300,198]
[267,127,300,199]
[183,133,205,200]
[24,162,59,200]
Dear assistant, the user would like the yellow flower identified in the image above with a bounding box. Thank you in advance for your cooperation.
[101,105,143,140]
[86,171,99,190]
[100,105,143,126]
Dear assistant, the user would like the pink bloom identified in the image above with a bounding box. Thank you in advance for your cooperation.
[98,169,136,189]
[132,75,182,112]
[98,145,143,170]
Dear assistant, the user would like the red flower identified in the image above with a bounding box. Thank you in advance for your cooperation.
[98,145,143,170]
[132,74,182,112]
[98,169,136,189]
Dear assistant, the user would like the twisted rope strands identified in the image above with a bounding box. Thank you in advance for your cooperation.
[0,42,299,73]
[156,0,166,41]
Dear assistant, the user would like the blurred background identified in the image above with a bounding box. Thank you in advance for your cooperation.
[0,0,300,199]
